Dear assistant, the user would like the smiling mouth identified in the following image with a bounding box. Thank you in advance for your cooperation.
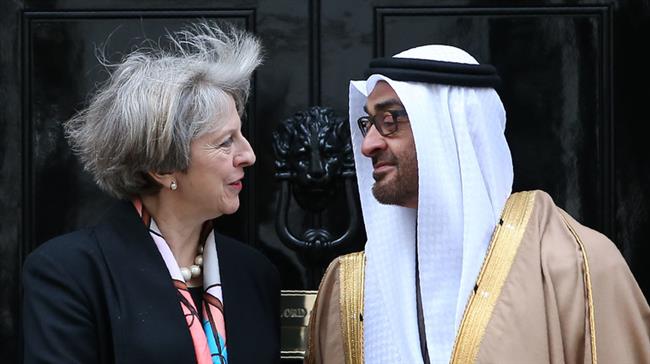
[373,162,394,172]
[229,180,243,190]
[372,163,395,180]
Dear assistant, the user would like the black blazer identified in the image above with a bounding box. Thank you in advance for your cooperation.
[22,200,280,364]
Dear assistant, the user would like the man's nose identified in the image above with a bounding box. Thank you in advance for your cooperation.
[361,126,387,157]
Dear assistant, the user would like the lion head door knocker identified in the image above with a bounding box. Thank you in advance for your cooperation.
[272,106,359,261]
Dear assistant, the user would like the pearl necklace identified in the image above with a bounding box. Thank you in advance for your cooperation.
[180,245,204,281]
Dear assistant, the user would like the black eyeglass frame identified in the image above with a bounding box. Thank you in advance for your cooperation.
[357,109,410,137]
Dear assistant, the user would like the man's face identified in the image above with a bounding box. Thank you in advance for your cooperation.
[361,81,418,208]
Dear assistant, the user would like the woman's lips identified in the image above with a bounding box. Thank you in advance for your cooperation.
[229,181,243,191]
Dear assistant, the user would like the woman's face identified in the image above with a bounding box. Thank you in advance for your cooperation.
[175,96,255,220]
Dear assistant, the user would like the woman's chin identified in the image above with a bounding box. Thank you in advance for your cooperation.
[219,200,240,216]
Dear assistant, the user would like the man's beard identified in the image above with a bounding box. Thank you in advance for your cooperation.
[371,150,418,207]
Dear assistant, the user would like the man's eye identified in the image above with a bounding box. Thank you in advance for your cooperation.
[395,115,408,122]
[382,114,395,124]
[384,112,393,123]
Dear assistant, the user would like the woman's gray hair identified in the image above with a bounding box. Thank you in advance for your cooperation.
[64,22,262,199]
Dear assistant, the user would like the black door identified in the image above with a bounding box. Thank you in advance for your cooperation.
[1,0,649,362]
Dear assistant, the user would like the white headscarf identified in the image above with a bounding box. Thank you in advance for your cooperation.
[349,45,513,363]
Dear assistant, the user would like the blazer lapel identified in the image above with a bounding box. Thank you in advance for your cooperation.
[216,232,254,363]
[94,201,197,363]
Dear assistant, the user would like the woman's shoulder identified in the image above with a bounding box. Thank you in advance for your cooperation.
[214,232,278,275]
[22,227,104,293]
[25,200,133,264]
[26,228,99,265]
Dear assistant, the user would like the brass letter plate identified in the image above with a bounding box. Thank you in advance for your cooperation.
[280,290,317,359]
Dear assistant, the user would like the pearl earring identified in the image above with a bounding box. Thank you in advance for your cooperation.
[170,180,178,191]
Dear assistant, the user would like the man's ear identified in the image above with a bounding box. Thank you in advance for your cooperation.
[148,171,177,190]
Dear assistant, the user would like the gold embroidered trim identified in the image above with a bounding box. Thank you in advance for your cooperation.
[559,213,598,364]
[339,251,366,364]
[450,191,537,364]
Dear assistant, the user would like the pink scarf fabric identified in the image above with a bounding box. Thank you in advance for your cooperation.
[133,199,228,364]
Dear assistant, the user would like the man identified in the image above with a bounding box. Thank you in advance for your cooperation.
[306,44,650,364]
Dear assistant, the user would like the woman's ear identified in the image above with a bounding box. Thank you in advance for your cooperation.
[148,171,178,191]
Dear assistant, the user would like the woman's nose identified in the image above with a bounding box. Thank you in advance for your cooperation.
[235,136,256,167]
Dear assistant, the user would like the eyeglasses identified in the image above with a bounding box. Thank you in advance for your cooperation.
[357,109,410,137]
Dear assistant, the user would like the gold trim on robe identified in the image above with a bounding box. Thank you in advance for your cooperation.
[450,190,537,364]
[559,212,598,363]
[339,252,366,364]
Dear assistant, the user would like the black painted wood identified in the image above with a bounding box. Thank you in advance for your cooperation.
[2,0,650,362]
[0,0,23,361]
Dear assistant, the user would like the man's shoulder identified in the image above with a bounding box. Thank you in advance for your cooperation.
[334,251,366,267]
[525,189,616,248]
[322,251,366,280]
[320,255,344,288]
[520,190,627,274]
[314,251,366,299]
[556,208,631,277]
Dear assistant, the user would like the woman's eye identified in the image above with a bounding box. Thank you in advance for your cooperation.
[219,137,233,148]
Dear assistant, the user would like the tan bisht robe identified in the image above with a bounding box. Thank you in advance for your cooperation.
[306,190,650,364]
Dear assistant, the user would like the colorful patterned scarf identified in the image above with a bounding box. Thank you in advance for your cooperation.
[133,199,228,364]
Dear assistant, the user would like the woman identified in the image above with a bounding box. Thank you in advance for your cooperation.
[22,23,279,363]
